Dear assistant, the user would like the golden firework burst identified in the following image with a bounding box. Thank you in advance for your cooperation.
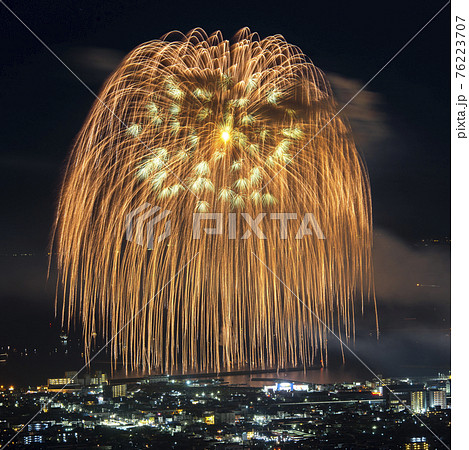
[52,28,376,374]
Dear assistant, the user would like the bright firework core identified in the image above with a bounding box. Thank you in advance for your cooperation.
[221,131,230,142]
[53,28,376,374]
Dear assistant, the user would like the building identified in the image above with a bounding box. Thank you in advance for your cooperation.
[428,389,447,409]
[411,391,427,414]
[404,437,429,450]
[48,377,72,387]
[90,371,107,386]
[111,384,127,398]
[216,411,236,424]
[23,435,44,445]
[386,383,425,412]
[48,371,108,390]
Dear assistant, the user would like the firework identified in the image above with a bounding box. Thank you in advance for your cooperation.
[53,28,376,374]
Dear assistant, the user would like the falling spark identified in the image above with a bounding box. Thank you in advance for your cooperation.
[52,28,376,375]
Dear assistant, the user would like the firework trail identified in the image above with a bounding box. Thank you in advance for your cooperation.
[53,28,376,374]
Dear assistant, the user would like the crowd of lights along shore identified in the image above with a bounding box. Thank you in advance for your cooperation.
[52,28,376,375]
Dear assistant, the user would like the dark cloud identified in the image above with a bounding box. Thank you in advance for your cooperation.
[327,72,449,240]
[328,73,392,165]
[64,46,125,83]
[348,328,450,376]
[373,229,450,305]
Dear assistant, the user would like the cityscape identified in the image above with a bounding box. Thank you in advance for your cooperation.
[0,368,451,449]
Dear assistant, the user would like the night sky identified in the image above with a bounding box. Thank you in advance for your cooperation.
[0,0,450,384]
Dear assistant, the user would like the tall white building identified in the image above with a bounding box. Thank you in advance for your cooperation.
[411,391,427,414]
[428,389,447,409]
